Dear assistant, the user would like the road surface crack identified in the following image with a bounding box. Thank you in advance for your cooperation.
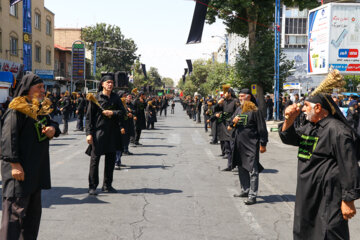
[130,189,150,240]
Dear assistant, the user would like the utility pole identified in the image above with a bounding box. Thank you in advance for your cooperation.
[274,0,281,121]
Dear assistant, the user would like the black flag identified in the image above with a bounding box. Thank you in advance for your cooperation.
[10,0,22,5]
[186,0,210,44]
[184,68,188,76]
[186,60,193,75]
[141,64,147,79]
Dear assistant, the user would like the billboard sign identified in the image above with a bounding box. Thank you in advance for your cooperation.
[308,3,360,75]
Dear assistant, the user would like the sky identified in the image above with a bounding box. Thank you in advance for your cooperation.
[44,0,227,84]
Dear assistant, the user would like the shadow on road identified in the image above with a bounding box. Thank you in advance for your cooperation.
[50,144,70,146]
[52,138,77,141]
[141,145,175,148]
[128,165,172,170]
[41,187,109,208]
[262,169,279,174]
[133,153,167,157]
[142,137,167,140]
[118,188,182,195]
[257,194,295,204]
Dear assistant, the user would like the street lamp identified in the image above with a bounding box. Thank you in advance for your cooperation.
[212,35,228,65]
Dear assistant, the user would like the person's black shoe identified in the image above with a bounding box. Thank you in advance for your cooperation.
[88,189,98,195]
[123,151,133,155]
[120,164,127,167]
[210,142,217,145]
[219,153,225,157]
[135,142,143,146]
[101,186,117,193]
[244,197,257,205]
[233,192,248,198]
[221,167,232,172]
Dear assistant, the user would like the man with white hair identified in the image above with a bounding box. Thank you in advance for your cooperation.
[279,92,360,240]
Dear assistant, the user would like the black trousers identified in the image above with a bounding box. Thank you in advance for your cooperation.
[135,128,142,143]
[122,134,130,152]
[62,117,68,134]
[0,190,42,240]
[76,114,84,130]
[223,140,233,168]
[89,152,116,189]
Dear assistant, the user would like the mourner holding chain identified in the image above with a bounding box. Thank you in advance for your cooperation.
[230,88,268,205]
[0,74,61,239]
[279,70,360,240]
[86,74,125,195]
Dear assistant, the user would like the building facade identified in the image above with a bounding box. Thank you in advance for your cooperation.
[0,0,55,90]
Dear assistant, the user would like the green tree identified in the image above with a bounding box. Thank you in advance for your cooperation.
[206,0,319,108]
[162,77,174,88]
[81,23,138,79]
[148,67,162,88]
[344,75,360,92]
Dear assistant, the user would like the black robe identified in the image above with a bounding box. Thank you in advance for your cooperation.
[231,108,268,172]
[133,98,147,130]
[1,110,61,197]
[85,92,125,156]
[146,105,157,123]
[215,98,238,142]
[279,116,360,240]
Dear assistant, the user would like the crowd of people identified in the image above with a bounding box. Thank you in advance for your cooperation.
[0,73,175,239]
[1,71,360,239]
[180,72,360,240]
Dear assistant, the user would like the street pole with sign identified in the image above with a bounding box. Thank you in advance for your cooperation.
[71,40,85,93]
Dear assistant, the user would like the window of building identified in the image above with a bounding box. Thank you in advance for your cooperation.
[35,13,41,30]
[10,4,18,17]
[35,45,41,62]
[10,37,18,56]
[46,19,51,35]
[46,49,51,65]
[284,17,308,48]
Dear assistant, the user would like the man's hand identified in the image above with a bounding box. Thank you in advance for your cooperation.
[216,113,221,118]
[10,163,24,181]
[76,110,79,114]
[207,120,210,123]
[227,126,232,131]
[341,200,356,220]
[42,126,56,139]
[87,135,93,145]
[282,104,301,132]
[128,113,133,118]
[102,110,114,117]
[60,108,63,112]
[233,116,241,125]
[134,117,138,121]
[260,146,267,153]
[121,128,126,135]
[218,99,224,105]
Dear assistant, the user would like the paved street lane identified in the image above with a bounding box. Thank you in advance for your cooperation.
[1,104,360,240]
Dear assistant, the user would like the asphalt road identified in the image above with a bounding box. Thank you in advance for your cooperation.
[1,104,360,240]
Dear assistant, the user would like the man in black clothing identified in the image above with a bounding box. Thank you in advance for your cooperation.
[265,95,273,121]
[86,75,125,195]
[75,92,86,131]
[231,89,268,205]
[0,74,61,239]
[132,92,147,145]
[279,93,360,240]
[215,86,238,171]
[60,91,72,134]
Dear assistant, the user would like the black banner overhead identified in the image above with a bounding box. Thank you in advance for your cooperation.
[10,0,22,5]
[186,60,193,74]
[184,68,188,76]
[186,0,210,44]
[141,64,147,79]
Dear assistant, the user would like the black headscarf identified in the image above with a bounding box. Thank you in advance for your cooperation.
[98,74,114,92]
[14,73,43,97]
[307,93,359,136]
[239,88,258,106]
[227,88,237,99]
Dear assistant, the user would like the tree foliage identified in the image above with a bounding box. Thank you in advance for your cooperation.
[81,23,138,79]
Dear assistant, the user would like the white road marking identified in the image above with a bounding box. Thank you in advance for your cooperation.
[227,188,266,239]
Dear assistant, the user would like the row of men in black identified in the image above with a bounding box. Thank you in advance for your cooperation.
[182,95,203,123]
[181,87,268,205]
